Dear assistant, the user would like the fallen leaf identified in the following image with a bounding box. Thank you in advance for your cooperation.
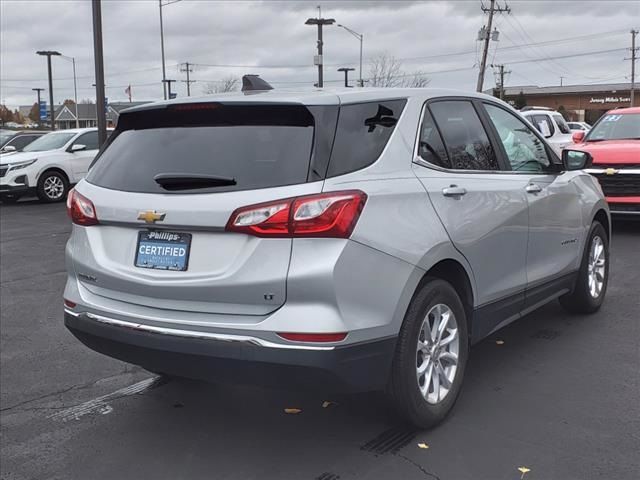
[322,401,338,408]
[496,340,505,345]
[518,466,531,479]
[417,443,429,449]
[284,408,302,414]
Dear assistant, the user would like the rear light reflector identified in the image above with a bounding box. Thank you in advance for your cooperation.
[225,190,367,238]
[67,189,99,226]
[64,299,77,308]
[277,332,348,343]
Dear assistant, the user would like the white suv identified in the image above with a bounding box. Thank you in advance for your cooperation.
[520,107,573,156]
[0,128,108,203]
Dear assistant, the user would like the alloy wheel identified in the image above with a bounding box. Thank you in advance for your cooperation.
[588,235,606,298]
[43,175,65,200]
[416,303,460,405]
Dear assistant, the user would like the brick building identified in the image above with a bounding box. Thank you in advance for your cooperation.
[491,83,634,125]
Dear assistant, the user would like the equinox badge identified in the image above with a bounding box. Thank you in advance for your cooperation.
[137,210,166,224]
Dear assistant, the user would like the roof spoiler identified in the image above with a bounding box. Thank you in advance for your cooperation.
[241,75,274,92]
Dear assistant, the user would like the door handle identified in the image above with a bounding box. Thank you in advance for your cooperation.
[442,185,467,197]
[525,183,542,194]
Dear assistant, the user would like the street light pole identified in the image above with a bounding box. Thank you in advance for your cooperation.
[91,0,107,147]
[337,24,364,87]
[32,88,44,117]
[159,0,182,100]
[36,50,61,130]
[305,16,335,88]
[61,55,80,128]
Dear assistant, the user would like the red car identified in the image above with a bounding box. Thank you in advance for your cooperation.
[571,106,640,216]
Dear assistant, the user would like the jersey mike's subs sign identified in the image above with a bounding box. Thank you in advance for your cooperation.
[589,96,631,104]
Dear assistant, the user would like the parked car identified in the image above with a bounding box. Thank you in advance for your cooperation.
[64,90,610,428]
[0,130,46,155]
[0,128,110,204]
[520,106,573,156]
[567,121,591,132]
[571,106,639,216]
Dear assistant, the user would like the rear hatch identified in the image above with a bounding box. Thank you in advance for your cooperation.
[73,101,338,317]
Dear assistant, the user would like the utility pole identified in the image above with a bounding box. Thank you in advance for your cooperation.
[476,0,510,93]
[180,62,195,96]
[91,0,107,147]
[491,64,511,100]
[163,79,176,99]
[36,50,61,130]
[628,29,638,107]
[305,12,335,88]
[338,67,355,87]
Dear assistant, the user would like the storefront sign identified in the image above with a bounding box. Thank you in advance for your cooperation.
[589,96,631,104]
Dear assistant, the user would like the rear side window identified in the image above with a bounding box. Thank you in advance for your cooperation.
[417,109,450,169]
[87,104,320,194]
[429,100,499,171]
[327,100,406,177]
[552,114,571,134]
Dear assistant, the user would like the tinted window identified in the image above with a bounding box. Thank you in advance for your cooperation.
[552,114,571,134]
[530,114,555,136]
[417,109,450,169]
[327,100,406,177]
[87,105,317,194]
[7,135,37,150]
[485,104,552,172]
[74,131,99,150]
[429,101,499,170]
[586,113,640,141]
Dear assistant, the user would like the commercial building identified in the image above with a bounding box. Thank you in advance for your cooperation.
[491,83,634,124]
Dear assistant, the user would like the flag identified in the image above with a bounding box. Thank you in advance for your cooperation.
[125,85,132,102]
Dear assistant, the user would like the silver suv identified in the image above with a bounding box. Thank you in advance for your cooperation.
[64,89,610,428]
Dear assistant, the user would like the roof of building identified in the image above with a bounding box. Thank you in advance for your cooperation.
[53,102,153,121]
[488,83,633,97]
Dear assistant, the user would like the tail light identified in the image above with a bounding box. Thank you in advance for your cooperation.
[225,190,367,238]
[66,189,99,226]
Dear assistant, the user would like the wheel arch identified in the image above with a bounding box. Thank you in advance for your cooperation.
[593,208,610,241]
[419,259,475,343]
[37,166,71,184]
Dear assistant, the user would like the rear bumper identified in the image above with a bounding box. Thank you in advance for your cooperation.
[64,310,396,393]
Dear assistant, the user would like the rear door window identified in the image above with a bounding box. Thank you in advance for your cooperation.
[530,114,555,137]
[73,131,99,150]
[87,104,319,194]
[327,100,406,177]
[552,114,571,134]
[429,100,499,171]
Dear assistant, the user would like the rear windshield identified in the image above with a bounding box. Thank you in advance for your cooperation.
[87,104,319,194]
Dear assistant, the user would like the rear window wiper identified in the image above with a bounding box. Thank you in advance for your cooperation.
[154,173,236,191]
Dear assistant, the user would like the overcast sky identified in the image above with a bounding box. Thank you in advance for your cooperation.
[0,0,637,108]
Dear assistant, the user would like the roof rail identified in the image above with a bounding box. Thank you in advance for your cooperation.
[520,106,553,112]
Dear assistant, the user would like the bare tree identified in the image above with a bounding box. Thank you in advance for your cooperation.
[203,76,239,94]
[368,54,430,88]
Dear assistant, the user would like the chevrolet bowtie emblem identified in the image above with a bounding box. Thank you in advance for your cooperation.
[137,210,166,224]
[605,168,618,175]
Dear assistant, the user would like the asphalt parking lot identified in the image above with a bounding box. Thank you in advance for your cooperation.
[1,199,638,480]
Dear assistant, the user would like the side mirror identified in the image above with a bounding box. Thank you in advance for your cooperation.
[572,131,586,144]
[2,145,16,152]
[70,144,86,152]
[562,150,593,171]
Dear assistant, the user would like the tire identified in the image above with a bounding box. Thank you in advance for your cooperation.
[559,221,609,314]
[0,194,21,204]
[36,170,69,203]
[388,277,469,429]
